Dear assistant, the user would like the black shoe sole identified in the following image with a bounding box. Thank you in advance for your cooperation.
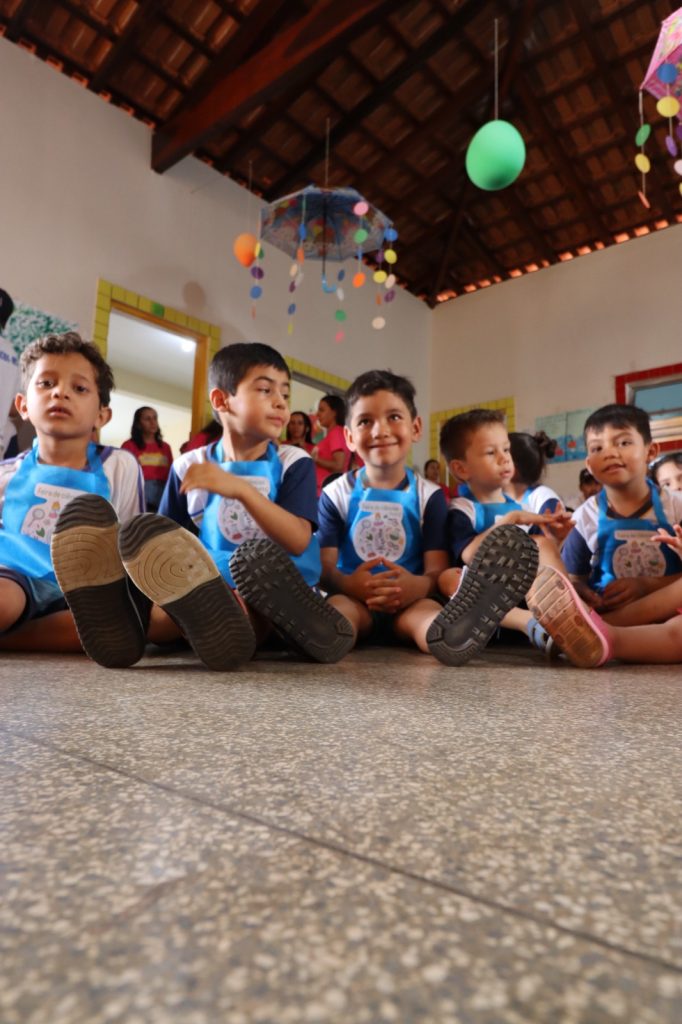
[230,539,355,663]
[426,524,539,666]
[51,494,146,668]
[118,514,256,671]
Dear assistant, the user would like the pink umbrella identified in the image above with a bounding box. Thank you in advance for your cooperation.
[641,6,682,112]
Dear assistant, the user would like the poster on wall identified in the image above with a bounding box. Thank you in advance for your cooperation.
[6,302,78,357]
[535,408,594,462]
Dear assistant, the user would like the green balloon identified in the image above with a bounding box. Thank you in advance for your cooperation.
[465,119,526,190]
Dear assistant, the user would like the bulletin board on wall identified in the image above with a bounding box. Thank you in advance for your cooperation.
[534,409,595,463]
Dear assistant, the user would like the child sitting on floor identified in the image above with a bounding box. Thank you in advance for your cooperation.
[317,371,540,665]
[508,430,566,522]
[52,341,355,670]
[437,408,573,651]
[561,404,682,613]
[0,332,145,657]
[650,452,682,493]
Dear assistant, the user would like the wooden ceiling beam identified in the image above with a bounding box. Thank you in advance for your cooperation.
[3,0,39,41]
[268,0,481,198]
[151,0,396,174]
[90,0,168,92]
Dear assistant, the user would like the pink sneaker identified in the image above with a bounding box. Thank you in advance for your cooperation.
[527,566,612,668]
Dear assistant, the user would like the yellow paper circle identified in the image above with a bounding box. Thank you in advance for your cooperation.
[657,96,681,119]
[635,153,651,173]
[373,270,387,284]
[384,249,397,264]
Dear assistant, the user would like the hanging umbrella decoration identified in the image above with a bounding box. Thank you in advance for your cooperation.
[259,185,398,341]
[636,6,682,208]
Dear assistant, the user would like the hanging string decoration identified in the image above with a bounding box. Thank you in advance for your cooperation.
[638,8,682,205]
[465,20,526,191]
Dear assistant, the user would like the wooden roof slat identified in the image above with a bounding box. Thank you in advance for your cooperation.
[151,0,398,174]
[90,0,168,92]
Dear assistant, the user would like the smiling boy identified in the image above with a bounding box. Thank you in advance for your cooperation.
[561,403,682,611]
[0,332,144,655]
[55,342,354,669]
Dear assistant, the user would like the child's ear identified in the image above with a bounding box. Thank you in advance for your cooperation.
[96,406,112,429]
[343,424,356,452]
[411,415,423,442]
[14,392,29,422]
[448,457,467,482]
[647,441,660,465]
[210,387,229,413]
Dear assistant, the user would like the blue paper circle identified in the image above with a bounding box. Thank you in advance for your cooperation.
[657,63,678,85]
[384,227,398,242]
[250,285,262,299]
[287,303,296,315]
[298,224,307,239]
[465,119,526,190]
[337,269,346,281]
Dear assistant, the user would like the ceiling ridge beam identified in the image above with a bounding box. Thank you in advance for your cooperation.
[151,0,397,175]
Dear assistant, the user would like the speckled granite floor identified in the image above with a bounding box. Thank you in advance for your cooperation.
[1,645,681,1024]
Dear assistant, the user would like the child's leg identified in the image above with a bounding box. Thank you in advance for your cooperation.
[0,578,28,634]
[393,598,444,652]
[426,524,539,665]
[327,593,372,645]
[608,616,682,663]
[0,609,83,652]
[603,577,682,627]
[118,513,256,670]
[534,535,567,573]
[51,495,151,668]
[230,538,355,663]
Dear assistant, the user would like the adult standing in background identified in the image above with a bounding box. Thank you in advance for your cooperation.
[286,410,314,452]
[311,394,350,495]
[0,289,20,459]
[122,405,173,511]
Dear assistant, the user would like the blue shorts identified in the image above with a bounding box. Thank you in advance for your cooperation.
[0,568,67,634]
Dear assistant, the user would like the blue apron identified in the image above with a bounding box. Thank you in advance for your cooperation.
[592,482,678,591]
[0,442,111,582]
[338,468,423,575]
[459,484,522,533]
[198,440,320,588]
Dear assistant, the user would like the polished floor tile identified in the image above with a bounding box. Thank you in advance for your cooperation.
[1,648,681,1022]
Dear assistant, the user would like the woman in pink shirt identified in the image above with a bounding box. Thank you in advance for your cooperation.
[312,394,350,494]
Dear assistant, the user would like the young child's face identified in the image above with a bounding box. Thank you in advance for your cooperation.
[345,389,421,471]
[17,353,106,442]
[656,460,682,492]
[585,424,656,491]
[215,363,291,442]
[452,422,513,494]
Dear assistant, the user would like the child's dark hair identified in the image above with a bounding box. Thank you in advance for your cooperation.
[208,342,289,394]
[509,431,557,486]
[440,408,505,462]
[583,403,651,444]
[130,406,163,448]
[345,370,417,421]
[287,410,313,445]
[651,452,682,485]
[20,331,114,406]
[579,468,598,487]
[320,393,347,425]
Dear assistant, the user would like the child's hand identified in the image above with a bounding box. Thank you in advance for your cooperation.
[600,577,650,609]
[180,462,244,499]
[364,560,428,612]
[344,558,393,605]
[501,510,564,529]
[539,511,575,542]
[572,581,604,610]
[652,524,682,557]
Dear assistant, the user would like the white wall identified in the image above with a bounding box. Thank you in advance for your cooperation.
[431,221,682,503]
[0,39,432,466]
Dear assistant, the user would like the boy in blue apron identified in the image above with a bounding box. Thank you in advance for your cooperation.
[105,342,354,668]
[562,404,682,612]
[317,371,540,665]
[438,408,572,651]
[0,332,146,663]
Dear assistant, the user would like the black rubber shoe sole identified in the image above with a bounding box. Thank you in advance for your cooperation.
[230,538,355,663]
[426,524,539,666]
[118,514,255,671]
[51,494,147,668]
